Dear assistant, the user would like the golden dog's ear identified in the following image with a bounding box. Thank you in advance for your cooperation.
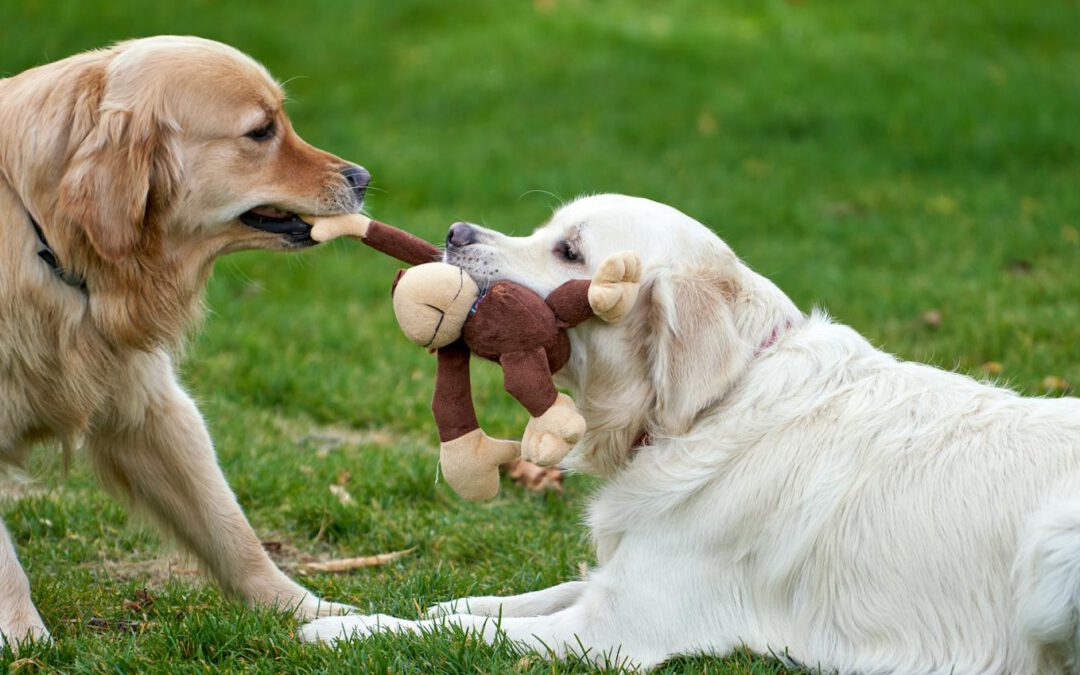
[59,80,181,263]
[644,258,752,436]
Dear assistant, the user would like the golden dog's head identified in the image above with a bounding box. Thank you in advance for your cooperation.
[55,35,366,258]
[6,36,367,347]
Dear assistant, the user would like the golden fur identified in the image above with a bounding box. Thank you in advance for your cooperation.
[0,36,361,649]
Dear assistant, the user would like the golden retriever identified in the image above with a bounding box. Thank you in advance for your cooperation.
[0,36,365,649]
[304,194,1080,674]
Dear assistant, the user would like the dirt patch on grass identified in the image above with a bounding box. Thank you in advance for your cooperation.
[272,416,434,457]
[80,538,391,585]
[0,473,47,501]
[83,556,202,585]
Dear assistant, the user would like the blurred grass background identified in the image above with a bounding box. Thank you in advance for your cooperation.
[2,0,1079,671]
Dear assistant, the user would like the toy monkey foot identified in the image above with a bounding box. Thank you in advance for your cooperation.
[521,393,586,467]
[440,429,521,501]
[300,213,372,242]
[589,250,642,322]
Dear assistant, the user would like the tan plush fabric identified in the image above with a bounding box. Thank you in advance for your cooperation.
[439,429,521,501]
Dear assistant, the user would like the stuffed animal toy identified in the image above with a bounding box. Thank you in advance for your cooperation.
[304,214,640,500]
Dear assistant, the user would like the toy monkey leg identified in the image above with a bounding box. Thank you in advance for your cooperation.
[500,347,559,418]
[433,340,520,501]
[432,339,481,442]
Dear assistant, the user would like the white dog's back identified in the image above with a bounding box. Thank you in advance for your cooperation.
[587,314,1080,672]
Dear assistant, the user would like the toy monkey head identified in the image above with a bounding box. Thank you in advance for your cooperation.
[392,262,480,349]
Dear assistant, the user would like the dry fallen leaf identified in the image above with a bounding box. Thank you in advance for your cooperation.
[1007,260,1033,275]
[1043,376,1070,393]
[122,588,155,613]
[87,617,143,633]
[297,547,416,574]
[697,110,718,137]
[981,361,1004,376]
[329,484,355,506]
[504,459,564,494]
[1063,224,1079,245]
[9,657,46,673]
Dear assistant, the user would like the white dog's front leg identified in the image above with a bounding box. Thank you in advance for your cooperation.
[427,580,587,618]
[301,606,591,660]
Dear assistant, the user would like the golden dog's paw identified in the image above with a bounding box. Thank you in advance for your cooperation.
[0,617,51,654]
[589,251,642,322]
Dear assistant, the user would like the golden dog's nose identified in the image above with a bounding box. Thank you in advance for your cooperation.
[340,165,370,203]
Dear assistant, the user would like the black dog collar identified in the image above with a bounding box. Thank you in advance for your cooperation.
[30,214,87,292]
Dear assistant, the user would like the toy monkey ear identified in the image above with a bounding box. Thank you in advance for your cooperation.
[391,268,407,297]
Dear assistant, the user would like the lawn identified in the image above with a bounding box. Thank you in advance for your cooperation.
[2,0,1079,672]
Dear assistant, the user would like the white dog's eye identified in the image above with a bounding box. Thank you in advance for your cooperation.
[556,240,583,263]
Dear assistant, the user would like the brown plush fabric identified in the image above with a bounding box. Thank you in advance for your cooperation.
[546,279,594,328]
[365,220,441,266]
[462,282,557,360]
[500,347,559,418]
[432,340,479,442]
[430,278,595,440]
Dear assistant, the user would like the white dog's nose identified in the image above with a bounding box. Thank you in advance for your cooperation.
[446,221,477,248]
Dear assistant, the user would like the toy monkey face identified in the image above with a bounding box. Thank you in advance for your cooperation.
[392,262,480,349]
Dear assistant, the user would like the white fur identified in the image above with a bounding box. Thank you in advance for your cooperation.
[303,194,1080,673]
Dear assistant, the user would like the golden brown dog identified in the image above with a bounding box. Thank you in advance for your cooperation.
[0,36,366,649]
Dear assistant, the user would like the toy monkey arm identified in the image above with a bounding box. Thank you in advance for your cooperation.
[365,220,441,266]
[305,213,440,266]
[545,279,594,329]
[500,347,558,418]
[432,340,480,442]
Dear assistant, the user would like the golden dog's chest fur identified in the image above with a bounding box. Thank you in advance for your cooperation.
[0,36,362,649]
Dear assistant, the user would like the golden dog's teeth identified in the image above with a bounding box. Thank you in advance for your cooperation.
[302,213,372,242]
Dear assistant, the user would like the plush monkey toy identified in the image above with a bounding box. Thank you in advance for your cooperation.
[304,214,640,500]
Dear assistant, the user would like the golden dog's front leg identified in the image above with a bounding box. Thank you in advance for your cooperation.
[0,519,49,652]
[86,351,354,620]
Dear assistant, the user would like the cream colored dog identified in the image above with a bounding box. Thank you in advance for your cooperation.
[304,195,1080,674]
[0,36,368,649]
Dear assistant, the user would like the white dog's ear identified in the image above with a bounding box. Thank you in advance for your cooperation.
[643,260,753,435]
[59,69,182,263]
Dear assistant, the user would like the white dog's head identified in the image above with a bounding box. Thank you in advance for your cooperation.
[445,194,803,476]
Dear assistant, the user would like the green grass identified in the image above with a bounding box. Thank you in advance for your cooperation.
[2,0,1080,671]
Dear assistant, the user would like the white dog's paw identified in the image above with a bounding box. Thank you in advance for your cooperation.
[299,613,411,645]
[588,251,642,322]
[426,599,462,618]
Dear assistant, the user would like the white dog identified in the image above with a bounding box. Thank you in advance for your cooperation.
[303,194,1080,674]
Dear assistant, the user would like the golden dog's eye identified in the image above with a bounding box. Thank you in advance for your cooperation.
[246,122,275,142]
[557,240,582,263]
